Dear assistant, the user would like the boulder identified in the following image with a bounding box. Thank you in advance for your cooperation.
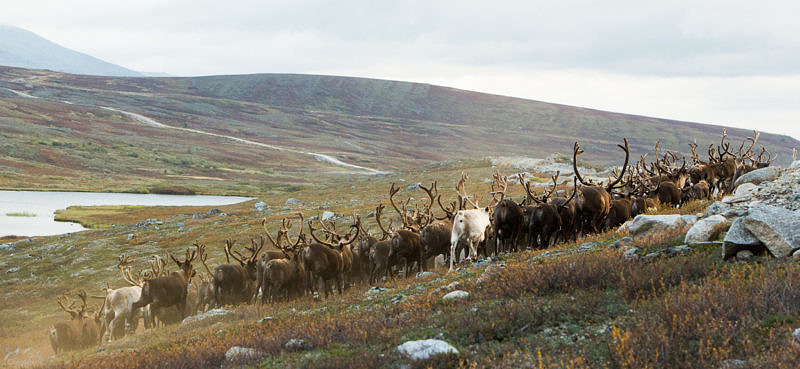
[684,215,727,245]
[321,211,336,221]
[624,247,640,261]
[397,339,459,361]
[442,290,469,301]
[224,346,265,363]
[680,215,698,226]
[628,214,687,237]
[254,201,268,212]
[722,205,800,259]
[285,338,309,351]
[284,198,301,206]
[181,308,234,325]
[733,166,781,188]
[610,237,634,249]
[722,217,763,260]
[733,182,757,196]
[703,201,730,218]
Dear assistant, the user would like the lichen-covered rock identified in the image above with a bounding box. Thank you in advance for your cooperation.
[224,346,265,363]
[397,339,459,360]
[628,214,687,237]
[733,182,757,196]
[684,215,726,245]
[733,166,781,188]
[723,217,763,260]
[442,290,469,301]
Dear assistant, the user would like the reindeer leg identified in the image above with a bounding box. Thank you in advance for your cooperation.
[449,240,457,272]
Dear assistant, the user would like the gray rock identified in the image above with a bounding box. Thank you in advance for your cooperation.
[792,160,800,169]
[792,327,800,347]
[407,182,422,191]
[0,242,16,252]
[6,267,20,273]
[793,249,800,261]
[254,201,268,212]
[733,166,781,188]
[739,205,800,258]
[680,215,698,226]
[397,339,458,360]
[321,211,336,221]
[207,208,220,215]
[442,290,469,301]
[364,286,388,295]
[127,234,136,241]
[579,242,599,251]
[734,182,758,196]
[192,213,204,219]
[722,217,763,260]
[704,201,730,218]
[665,245,691,256]
[720,359,747,369]
[685,215,727,245]
[285,198,301,206]
[257,316,273,323]
[225,346,265,363]
[181,308,234,325]
[736,250,754,260]
[285,338,309,351]
[416,272,433,278]
[610,237,634,249]
[624,247,640,261]
[628,214,687,237]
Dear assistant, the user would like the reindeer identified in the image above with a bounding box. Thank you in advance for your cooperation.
[449,173,493,272]
[100,255,147,341]
[131,248,196,327]
[371,204,398,283]
[50,291,101,353]
[304,217,360,297]
[572,138,631,234]
[385,183,427,277]
[420,194,459,267]
[521,172,576,248]
[262,229,306,303]
[213,239,263,306]
[349,216,375,285]
[191,243,217,313]
[490,171,524,254]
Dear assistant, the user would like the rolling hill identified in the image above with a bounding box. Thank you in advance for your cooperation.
[0,65,797,194]
[0,24,141,77]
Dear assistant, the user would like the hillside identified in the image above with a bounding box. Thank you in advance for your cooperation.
[0,25,141,77]
[3,160,800,368]
[1,66,797,194]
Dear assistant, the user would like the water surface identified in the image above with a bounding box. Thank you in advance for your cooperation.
[0,190,253,237]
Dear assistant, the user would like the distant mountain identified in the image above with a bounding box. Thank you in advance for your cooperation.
[0,24,141,77]
[0,65,797,194]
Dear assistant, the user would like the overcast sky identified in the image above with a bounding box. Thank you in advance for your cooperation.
[2,0,799,140]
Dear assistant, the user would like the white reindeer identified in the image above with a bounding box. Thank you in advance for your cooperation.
[448,173,494,272]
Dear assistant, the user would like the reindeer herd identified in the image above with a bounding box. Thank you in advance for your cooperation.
[47,130,775,354]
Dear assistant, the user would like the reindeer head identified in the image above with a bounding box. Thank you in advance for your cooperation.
[169,247,197,282]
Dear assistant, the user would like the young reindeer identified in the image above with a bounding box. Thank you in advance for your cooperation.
[213,239,263,306]
[572,138,631,234]
[449,173,493,272]
[131,248,196,327]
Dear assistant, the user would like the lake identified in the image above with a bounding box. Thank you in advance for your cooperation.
[0,190,254,237]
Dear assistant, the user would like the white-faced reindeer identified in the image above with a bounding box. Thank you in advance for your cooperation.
[100,255,148,341]
[449,173,493,272]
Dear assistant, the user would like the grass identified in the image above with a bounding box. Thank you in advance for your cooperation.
[4,212,36,217]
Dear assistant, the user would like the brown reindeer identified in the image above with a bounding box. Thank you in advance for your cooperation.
[371,204,397,284]
[386,183,426,277]
[572,138,631,234]
[521,172,576,248]
[491,172,525,254]
[261,225,306,303]
[193,243,217,313]
[213,239,262,306]
[304,217,361,297]
[50,290,101,353]
[131,248,196,327]
[420,194,458,267]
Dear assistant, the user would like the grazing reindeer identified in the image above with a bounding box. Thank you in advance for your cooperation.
[491,172,524,254]
[304,217,361,297]
[449,173,492,272]
[572,138,630,234]
[50,291,101,353]
[213,239,263,306]
[132,248,196,327]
